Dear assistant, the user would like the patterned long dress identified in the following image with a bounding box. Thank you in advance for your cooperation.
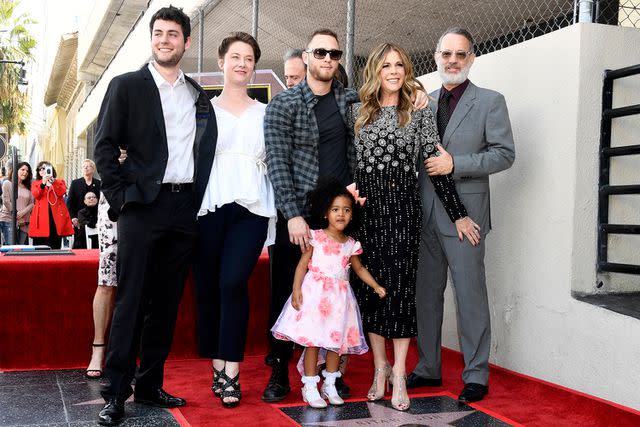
[350,104,467,338]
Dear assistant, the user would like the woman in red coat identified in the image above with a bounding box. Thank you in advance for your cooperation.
[29,161,74,248]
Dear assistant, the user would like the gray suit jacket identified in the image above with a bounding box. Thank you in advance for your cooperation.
[419,81,515,237]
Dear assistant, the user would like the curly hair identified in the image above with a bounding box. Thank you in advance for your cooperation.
[355,43,423,135]
[306,177,361,235]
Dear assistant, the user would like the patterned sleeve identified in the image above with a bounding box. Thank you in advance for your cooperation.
[264,94,301,219]
[419,109,468,222]
[351,240,363,256]
[347,102,360,131]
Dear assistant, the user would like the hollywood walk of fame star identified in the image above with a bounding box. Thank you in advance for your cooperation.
[297,401,474,427]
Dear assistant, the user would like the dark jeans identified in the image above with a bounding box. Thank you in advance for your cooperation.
[267,210,307,362]
[194,202,268,362]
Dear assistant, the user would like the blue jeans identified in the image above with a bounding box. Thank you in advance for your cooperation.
[0,221,11,245]
[0,221,28,245]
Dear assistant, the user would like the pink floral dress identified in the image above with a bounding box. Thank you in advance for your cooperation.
[271,229,369,356]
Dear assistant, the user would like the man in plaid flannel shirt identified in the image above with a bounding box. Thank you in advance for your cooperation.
[263,29,427,403]
[263,28,357,402]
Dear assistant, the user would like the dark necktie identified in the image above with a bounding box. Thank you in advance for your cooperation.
[436,90,452,139]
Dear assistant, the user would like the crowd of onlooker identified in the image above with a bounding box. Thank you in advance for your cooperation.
[0,158,101,249]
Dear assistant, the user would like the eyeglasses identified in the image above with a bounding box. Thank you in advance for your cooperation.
[436,50,473,60]
[306,48,343,61]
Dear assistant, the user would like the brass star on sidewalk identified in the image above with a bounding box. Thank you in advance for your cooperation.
[300,401,474,426]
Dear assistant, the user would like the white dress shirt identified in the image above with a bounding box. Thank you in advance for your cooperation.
[148,62,198,184]
[198,101,277,245]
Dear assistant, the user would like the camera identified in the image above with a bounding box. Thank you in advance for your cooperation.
[44,165,53,176]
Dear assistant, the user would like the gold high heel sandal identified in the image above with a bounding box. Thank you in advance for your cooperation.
[391,374,410,411]
[367,364,391,401]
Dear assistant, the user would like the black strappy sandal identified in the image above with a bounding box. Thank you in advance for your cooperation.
[218,370,241,408]
[212,366,225,396]
[85,343,106,379]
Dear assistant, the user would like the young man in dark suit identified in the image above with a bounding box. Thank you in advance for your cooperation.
[94,6,217,425]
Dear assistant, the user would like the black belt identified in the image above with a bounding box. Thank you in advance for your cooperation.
[160,182,193,192]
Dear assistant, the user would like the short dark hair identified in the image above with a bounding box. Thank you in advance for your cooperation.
[149,5,191,42]
[218,32,261,63]
[35,161,57,179]
[437,27,475,53]
[306,177,361,235]
[307,29,339,47]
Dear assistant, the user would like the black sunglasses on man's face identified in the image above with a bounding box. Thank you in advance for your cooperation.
[306,48,343,61]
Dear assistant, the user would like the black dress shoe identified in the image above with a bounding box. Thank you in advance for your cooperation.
[406,373,443,389]
[98,399,125,426]
[261,359,291,402]
[458,383,488,403]
[134,388,186,408]
[334,376,351,399]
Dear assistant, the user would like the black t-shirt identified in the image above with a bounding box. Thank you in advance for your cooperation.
[314,91,350,185]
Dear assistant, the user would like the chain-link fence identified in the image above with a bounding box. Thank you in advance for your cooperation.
[182,0,638,89]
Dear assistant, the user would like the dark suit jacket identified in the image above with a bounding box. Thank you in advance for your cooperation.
[94,64,217,217]
[66,177,101,219]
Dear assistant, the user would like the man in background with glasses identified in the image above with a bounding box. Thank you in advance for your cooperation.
[408,27,515,403]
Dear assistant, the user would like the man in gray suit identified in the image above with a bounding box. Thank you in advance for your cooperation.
[407,27,515,403]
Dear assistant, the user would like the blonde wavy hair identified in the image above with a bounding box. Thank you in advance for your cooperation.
[355,43,421,135]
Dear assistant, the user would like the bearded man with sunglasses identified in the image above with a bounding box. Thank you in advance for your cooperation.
[263,28,355,403]
[407,27,515,403]
[264,28,428,402]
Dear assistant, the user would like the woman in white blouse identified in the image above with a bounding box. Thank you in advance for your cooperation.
[194,32,276,408]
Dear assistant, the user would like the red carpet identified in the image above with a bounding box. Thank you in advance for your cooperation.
[3,251,639,425]
[163,345,640,427]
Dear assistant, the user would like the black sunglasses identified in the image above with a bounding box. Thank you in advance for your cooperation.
[306,48,343,61]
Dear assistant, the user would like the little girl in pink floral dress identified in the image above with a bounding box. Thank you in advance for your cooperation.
[271,178,386,408]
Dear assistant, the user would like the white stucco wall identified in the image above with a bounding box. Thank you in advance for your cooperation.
[418,24,640,410]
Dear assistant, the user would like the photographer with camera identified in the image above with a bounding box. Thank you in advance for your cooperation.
[28,161,74,249]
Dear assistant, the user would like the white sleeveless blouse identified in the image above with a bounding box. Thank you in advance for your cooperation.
[198,101,276,245]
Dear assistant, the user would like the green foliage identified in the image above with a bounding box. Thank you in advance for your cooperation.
[0,0,36,138]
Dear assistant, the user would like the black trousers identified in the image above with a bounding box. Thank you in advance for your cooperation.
[267,210,307,362]
[194,202,268,362]
[32,207,62,249]
[102,189,196,400]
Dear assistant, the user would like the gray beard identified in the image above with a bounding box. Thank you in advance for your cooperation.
[437,62,470,86]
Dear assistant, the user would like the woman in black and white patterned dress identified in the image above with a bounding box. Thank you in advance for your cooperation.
[86,150,125,379]
[350,43,475,411]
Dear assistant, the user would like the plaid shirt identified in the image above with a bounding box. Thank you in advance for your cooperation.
[265,79,359,219]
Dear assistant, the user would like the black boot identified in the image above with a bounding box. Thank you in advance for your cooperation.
[334,376,351,399]
[261,358,291,402]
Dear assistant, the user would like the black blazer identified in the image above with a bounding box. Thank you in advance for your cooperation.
[94,64,217,218]
[66,177,101,219]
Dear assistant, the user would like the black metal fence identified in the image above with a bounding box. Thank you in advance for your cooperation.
[597,63,640,275]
